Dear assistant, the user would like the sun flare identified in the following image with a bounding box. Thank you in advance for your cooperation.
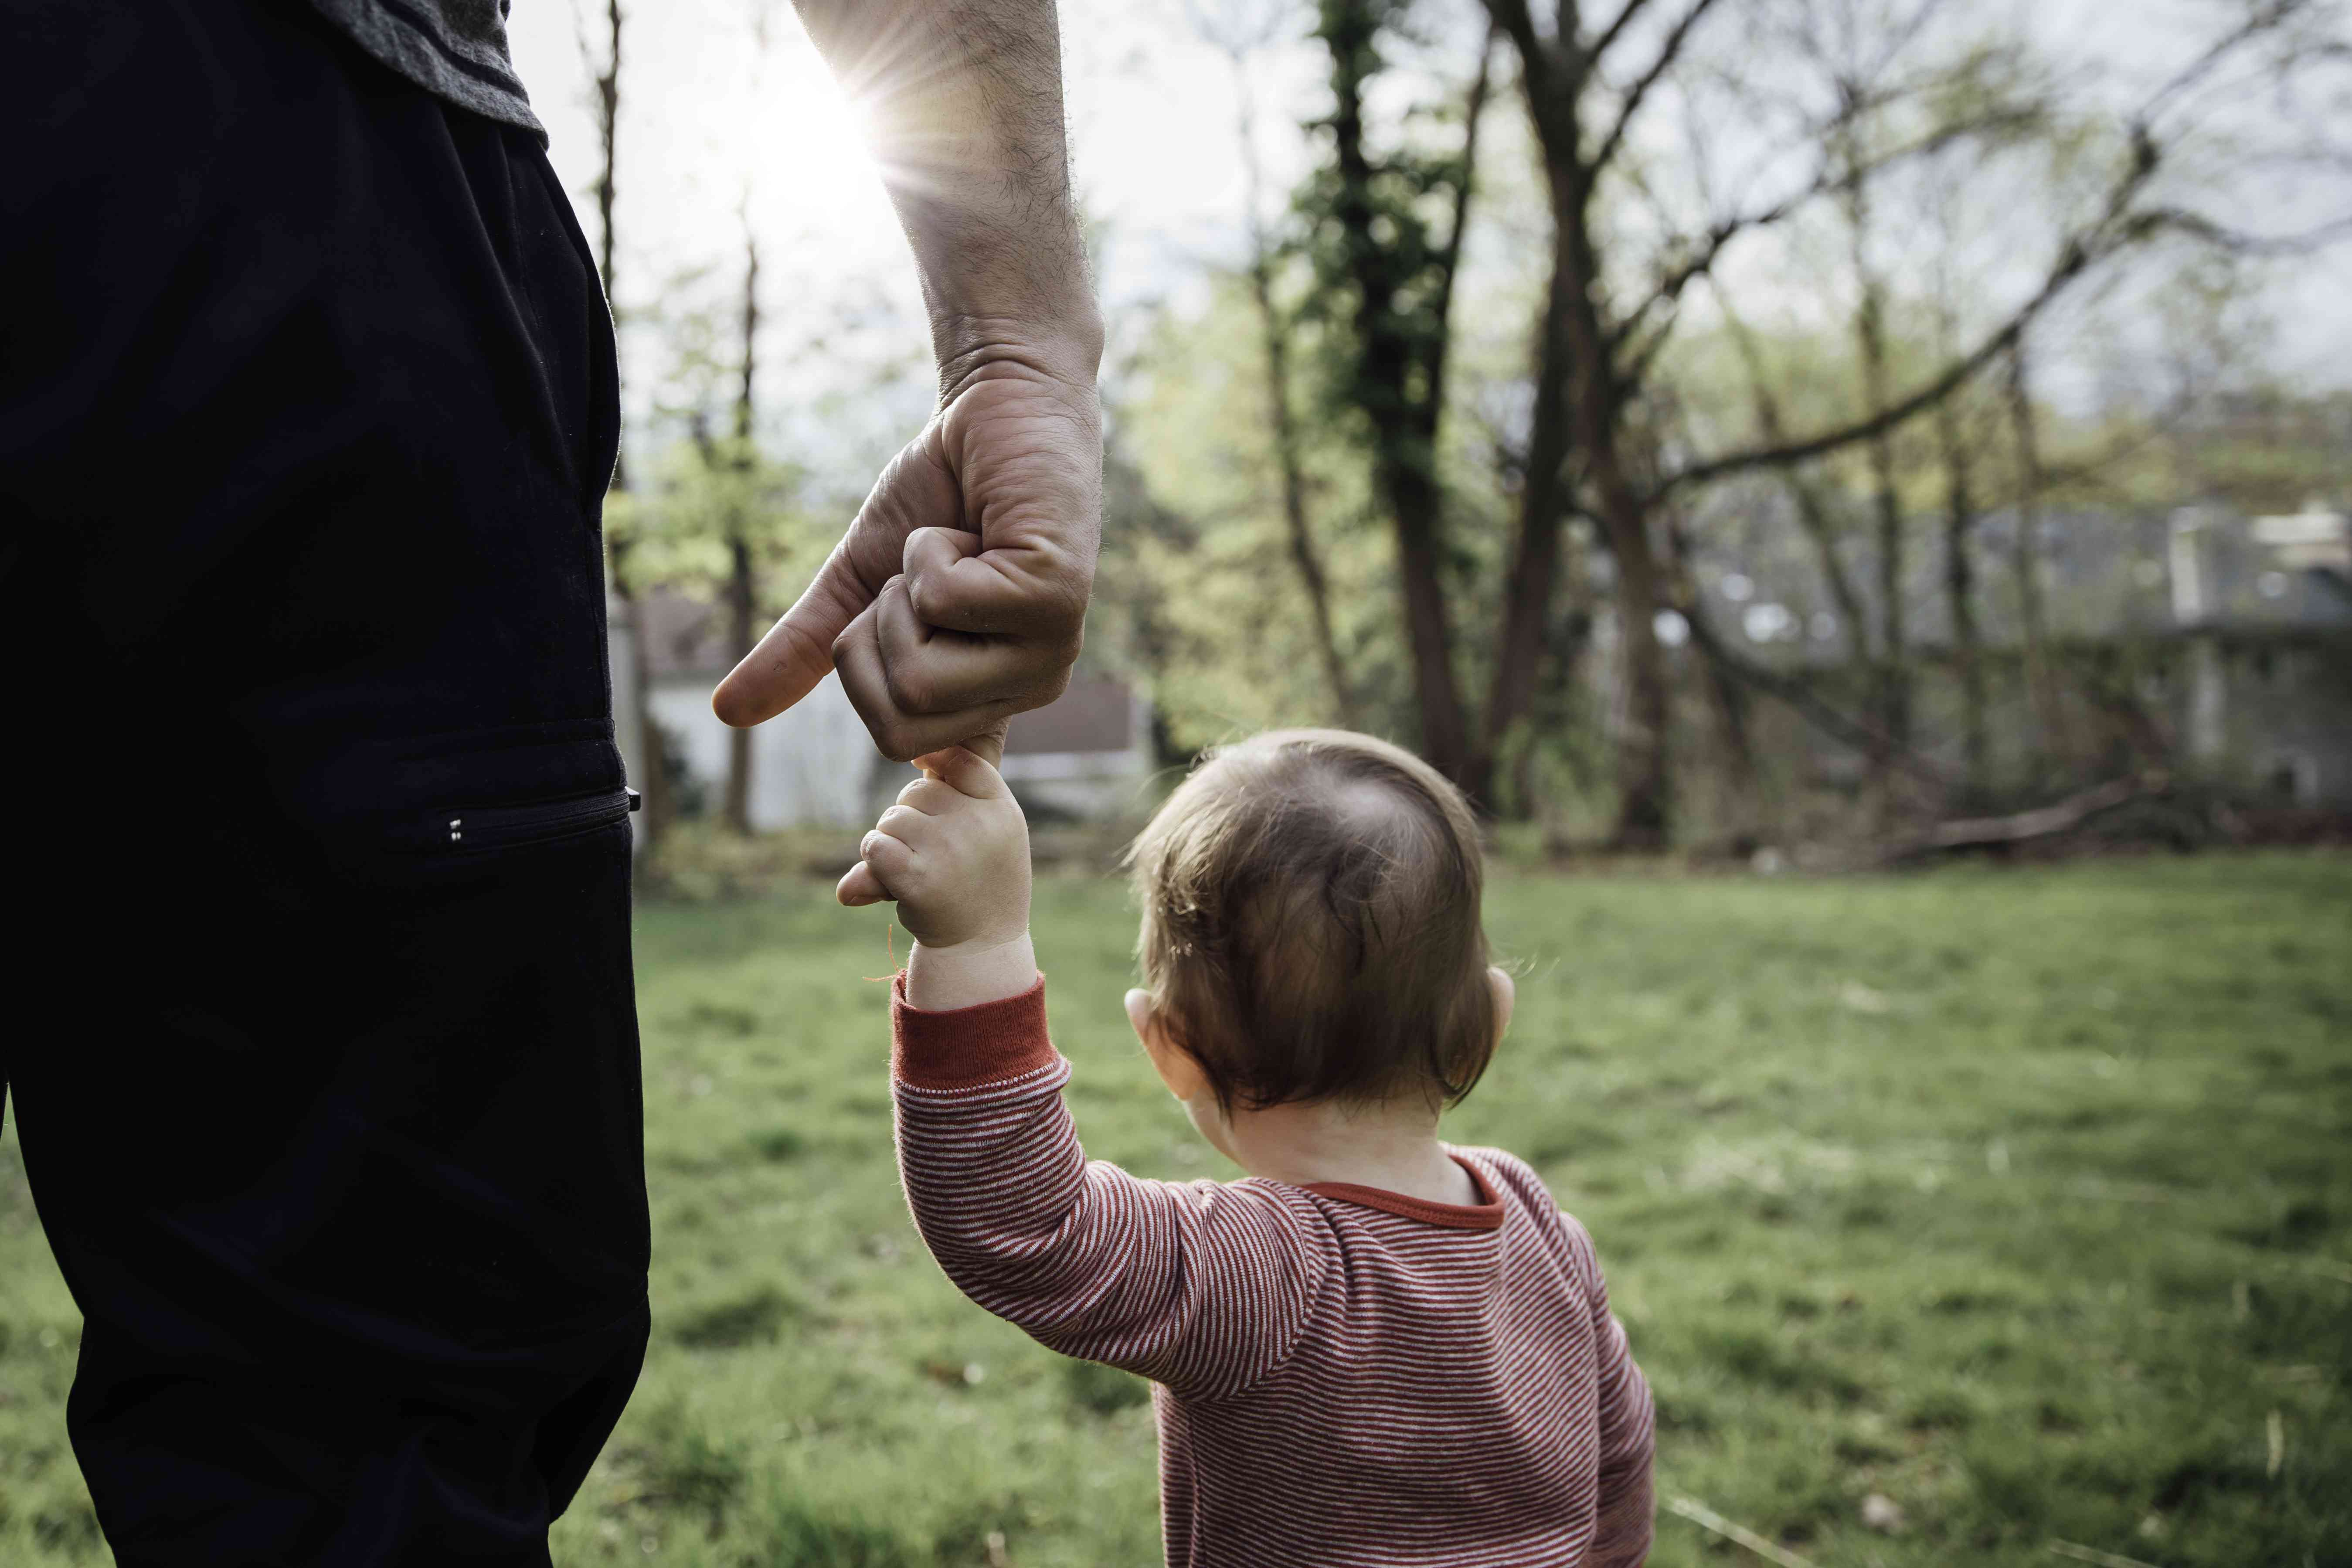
[743,46,892,223]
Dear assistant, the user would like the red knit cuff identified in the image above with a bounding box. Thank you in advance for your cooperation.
[890,972,1055,1091]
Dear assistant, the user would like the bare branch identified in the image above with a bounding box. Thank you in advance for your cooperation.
[1661,0,2344,502]
[1610,196,1805,358]
[1590,0,1728,173]
[1428,32,1498,368]
[2137,205,2352,256]
[1611,106,2046,391]
[570,0,596,78]
[1208,12,1353,722]
[1662,119,2169,498]
[1661,261,2060,493]
[1588,0,1659,61]
[2144,0,2311,124]
[1615,314,1679,392]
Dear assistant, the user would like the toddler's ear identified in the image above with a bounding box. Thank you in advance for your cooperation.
[1127,989,1207,1102]
[1488,966,1516,1044]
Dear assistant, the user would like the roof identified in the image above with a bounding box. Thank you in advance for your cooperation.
[635,588,738,679]
[1005,677,1137,756]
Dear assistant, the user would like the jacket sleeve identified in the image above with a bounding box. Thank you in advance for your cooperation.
[889,976,1324,1399]
[1560,1210,1655,1568]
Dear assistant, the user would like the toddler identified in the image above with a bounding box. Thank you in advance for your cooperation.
[839,728,1653,1567]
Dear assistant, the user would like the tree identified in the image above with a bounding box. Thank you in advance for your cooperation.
[720,211,762,834]
[573,0,670,843]
[1473,0,2343,844]
[1297,0,1492,788]
[631,237,807,837]
[1928,204,1992,802]
[1199,7,1358,727]
[2002,341,2062,774]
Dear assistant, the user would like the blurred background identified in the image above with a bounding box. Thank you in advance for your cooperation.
[2,1,2349,1565]
[516,0,2347,864]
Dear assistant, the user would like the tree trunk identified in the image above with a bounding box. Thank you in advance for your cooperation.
[724,530,755,834]
[1846,175,1910,822]
[1487,21,1677,847]
[1480,214,1577,807]
[1937,395,1988,800]
[1262,304,1354,726]
[1665,515,1762,842]
[2004,345,2064,775]
[589,0,666,847]
[1391,474,1473,786]
[723,221,760,836]
[1319,1,1475,788]
[1602,518,1674,850]
[1231,57,1352,726]
[1555,171,1672,849]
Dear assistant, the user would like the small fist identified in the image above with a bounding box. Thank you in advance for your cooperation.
[837,745,1031,952]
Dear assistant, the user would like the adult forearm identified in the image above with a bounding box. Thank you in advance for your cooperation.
[792,0,1102,387]
[718,2,1103,745]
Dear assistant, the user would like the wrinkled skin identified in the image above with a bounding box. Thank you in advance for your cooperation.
[710,352,1101,764]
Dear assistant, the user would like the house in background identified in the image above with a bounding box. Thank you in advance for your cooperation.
[1674,496,2352,808]
[997,672,1157,821]
[2169,500,2352,806]
[609,588,1153,841]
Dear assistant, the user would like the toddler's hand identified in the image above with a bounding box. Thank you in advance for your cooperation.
[839,747,1033,1000]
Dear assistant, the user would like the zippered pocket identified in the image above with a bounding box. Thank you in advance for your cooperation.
[428,786,639,853]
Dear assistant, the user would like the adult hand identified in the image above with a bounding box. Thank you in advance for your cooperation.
[709,346,1100,765]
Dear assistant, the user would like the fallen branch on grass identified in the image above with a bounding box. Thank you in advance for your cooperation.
[1666,1496,1817,1568]
[1882,775,2150,863]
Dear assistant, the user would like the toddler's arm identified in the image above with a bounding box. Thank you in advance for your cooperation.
[841,748,1324,1397]
[1560,1212,1655,1568]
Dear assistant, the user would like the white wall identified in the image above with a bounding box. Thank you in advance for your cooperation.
[647,672,886,830]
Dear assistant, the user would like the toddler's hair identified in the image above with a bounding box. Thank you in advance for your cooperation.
[1128,729,1495,1111]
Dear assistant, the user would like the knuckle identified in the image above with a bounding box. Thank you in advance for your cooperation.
[904,571,941,624]
[890,668,944,716]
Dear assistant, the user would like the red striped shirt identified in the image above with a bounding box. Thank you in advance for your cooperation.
[892,976,1655,1568]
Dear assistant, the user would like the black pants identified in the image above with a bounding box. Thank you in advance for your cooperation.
[2,3,649,1561]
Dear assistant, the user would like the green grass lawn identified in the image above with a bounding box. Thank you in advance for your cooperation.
[2,854,2347,1566]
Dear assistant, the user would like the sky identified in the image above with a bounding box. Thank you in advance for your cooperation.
[503,0,2352,477]
[506,0,1320,478]
[506,0,1323,311]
